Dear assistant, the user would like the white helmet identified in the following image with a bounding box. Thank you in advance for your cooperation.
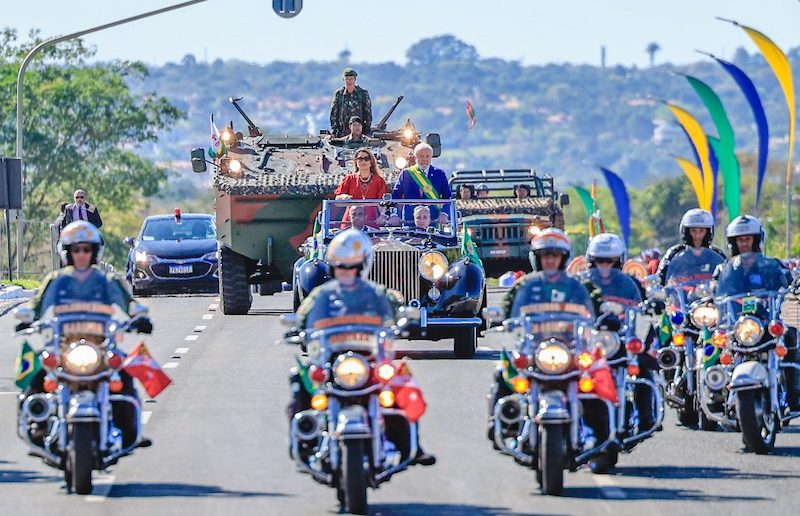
[58,221,103,266]
[529,227,571,271]
[586,233,626,269]
[726,215,765,256]
[680,208,715,246]
[326,228,374,277]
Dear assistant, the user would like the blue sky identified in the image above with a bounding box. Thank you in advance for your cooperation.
[5,0,799,66]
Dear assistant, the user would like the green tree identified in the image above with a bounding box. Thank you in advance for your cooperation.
[0,29,182,271]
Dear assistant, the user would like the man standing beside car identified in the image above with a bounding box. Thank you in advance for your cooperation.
[329,68,372,138]
[61,189,103,230]
[391,143,451,225]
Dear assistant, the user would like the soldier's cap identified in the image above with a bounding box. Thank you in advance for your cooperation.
[476,183,489,190]
[343,67,358,77]
[348,115,363,125]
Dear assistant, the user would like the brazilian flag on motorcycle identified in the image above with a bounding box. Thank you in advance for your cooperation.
[500,349,518,390]
[658,312,672,346]
[702,326,720,369]
[15,341,41,390]
[294,356,317,394]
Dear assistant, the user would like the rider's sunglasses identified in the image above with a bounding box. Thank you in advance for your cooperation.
[355,155,371,162]
[71,245,92,254]
[334,264,360,271]
[74,195,85,199]
[594,257,615,264]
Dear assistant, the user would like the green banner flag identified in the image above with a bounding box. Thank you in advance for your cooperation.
[573,185,594,217]
[461,225,483,270]
[658,313,672,345]
[701,326,720,369]
[15,341,41,390]
[294,355,317,395]
[499,349,518,390]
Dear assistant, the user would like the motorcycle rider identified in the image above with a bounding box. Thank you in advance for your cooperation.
[656,208,726,285]
[717,215,800,412]
[581,233,657,431]
[19,221,152,447]
[290,228,436,465]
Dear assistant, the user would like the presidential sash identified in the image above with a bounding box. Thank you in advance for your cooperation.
[407,165,439,199]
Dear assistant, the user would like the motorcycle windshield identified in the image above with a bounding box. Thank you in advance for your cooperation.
[520,304,593,343]
[589,268,642,307]
[716,253,787,298]
[665,247,725,285]
[307,324,390,361]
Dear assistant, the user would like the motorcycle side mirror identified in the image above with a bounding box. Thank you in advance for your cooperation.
[123,236,135,248]
[130,304,149,317]
[599,301,624,316]
[14,306,34,324]
[280,313,299,328]
[695,283,714,299]
[644,274,660,289]
[647,287,667,301]
[482,306,505,327]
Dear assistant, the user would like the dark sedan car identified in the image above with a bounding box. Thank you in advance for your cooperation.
[124,212,218,295]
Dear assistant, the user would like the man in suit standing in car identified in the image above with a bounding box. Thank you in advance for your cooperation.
[61,189,103,230]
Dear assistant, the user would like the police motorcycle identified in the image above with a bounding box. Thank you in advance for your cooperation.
[13,302,152,494]
[648,247,725,429]
[281,308,424,515]
[581,268,664,473]
[697,253,798,453]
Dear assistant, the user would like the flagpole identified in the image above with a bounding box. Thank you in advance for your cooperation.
[14,0,211,275]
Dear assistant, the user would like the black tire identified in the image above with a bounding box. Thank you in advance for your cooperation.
[292,281,302,312]
[69,423,95,495]
[454,327,477,358]
[219,247,252,315]
[589,448,619,474]
[539,424,564,496]
[736,389,776,454]
[698,406,718,431]
[341,439,368,515]
[478,287,488,334]
[677,395,699,427]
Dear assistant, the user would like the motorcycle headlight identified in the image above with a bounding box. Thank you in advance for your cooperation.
[690,305,718,329]
[418,251,448,281]
[734,316,764,346]
[587,329,621,356]
[134,250,149,263]
[333,353,370,389]
[534,340,571,374]
[62,342,102,375]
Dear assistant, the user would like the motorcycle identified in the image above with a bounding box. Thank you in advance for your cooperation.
[484,301,662,495]
[282,310,424,515]
[698,253,799,453]
[13,302,152,494]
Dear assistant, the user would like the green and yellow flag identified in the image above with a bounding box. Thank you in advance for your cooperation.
[461,225,483,270]
[658,313,672,346]
[294,355,317,395]
[499,349,518,390]
[702,326,720,369]
[15,341,41,390]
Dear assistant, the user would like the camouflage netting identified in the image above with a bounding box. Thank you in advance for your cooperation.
[456,198,559,217]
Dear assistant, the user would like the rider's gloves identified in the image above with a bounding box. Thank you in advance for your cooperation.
[130,317,153,334]
[14,322,31,332]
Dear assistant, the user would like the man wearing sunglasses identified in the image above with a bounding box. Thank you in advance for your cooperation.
[60,189,103,230]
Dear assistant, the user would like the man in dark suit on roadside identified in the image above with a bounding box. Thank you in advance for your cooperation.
[61,189,103,230]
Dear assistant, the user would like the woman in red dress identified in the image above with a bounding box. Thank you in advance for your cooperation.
[334,148,389,226]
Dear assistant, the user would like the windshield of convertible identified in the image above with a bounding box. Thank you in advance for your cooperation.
[321,199,457,238]
[141,218,216,241]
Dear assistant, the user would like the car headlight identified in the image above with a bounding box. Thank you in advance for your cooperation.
[418,251,448,281]
[62,342,102,375]
[535,340,571,374]
[395,156,408,169]
[134,250,149,263]
[690,305,718,329]
[734,316,764,346]
[202,251,217,261]
[587,329,621,356]
[333,352,370,389]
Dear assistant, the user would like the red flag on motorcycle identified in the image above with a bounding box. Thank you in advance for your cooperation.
[123,342,172,398]
[395,383,427,422]
[589,347,618,404]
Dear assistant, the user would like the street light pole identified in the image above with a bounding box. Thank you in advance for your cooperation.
[14,0,210,276]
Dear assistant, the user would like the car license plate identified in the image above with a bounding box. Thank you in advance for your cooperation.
[489,248,508,256]
[169,265,193,274]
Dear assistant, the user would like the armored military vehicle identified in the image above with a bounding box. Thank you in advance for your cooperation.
[191,96,441,314]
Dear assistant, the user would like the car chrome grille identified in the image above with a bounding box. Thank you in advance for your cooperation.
[476,223,527,243]
[369,248,421,302]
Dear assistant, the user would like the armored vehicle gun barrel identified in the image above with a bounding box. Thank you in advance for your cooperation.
[374,95,404,132]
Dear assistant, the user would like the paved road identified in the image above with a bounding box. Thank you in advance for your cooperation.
[1,290,800,515]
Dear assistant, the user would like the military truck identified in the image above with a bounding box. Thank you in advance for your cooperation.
[190,96,441,314]
[450,169,568,275]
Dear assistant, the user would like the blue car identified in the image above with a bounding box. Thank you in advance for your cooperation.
[124,212,218,295]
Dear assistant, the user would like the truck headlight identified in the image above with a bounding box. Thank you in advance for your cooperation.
[734,316,763,346]
[333,353,370,389]
[535,340,571,374]
[63,343,102,375]
[418,251,448,281]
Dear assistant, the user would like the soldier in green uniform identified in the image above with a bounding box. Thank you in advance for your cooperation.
[329,68,372,138]
[329,115,370,148]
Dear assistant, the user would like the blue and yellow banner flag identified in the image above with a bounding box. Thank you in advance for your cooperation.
[15,341,41,390]
[461,225,483,270]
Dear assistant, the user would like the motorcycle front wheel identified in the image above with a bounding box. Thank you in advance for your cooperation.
[340,439,368,515]
[736,389,777,454]
[539,424,565,496]
[68,423,95,495]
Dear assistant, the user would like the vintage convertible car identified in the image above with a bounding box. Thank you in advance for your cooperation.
[291,198,485,357]
[450,169,569,275]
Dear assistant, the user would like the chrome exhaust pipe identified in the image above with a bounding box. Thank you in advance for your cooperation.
[496,395,524,425]
[703,365,728,391]
[657,347,680,370]
[293,411,321,441]
[22,394,54,424]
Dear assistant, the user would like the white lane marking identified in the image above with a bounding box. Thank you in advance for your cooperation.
[163,362,179,369]
[202,313,214,320]
[142,411,153,424]
[208,303,218,311]
[591,473,627,500]
[85,474,115,502]
[185,335,199,341]
[194,325,207,332]
[175,347,190,354]
[477,346,492,351]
